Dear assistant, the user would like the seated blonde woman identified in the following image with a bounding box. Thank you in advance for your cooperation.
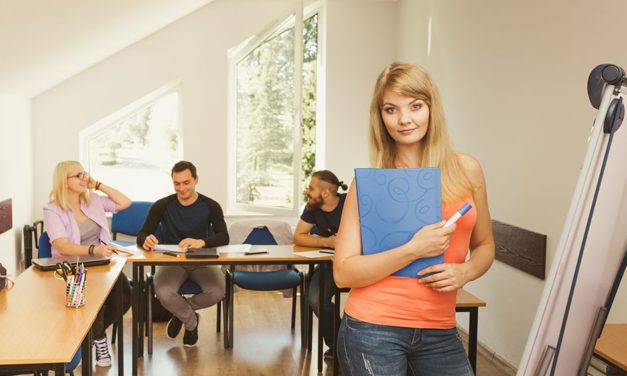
[43,160,132,367]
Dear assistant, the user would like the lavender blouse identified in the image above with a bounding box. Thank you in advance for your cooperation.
[43,193,117,258]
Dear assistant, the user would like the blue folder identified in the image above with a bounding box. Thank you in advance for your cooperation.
[355,168,443,277]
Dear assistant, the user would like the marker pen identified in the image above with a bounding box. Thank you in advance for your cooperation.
[444,202,472,227]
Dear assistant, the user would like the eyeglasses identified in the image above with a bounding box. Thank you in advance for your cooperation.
[67,171,89,180]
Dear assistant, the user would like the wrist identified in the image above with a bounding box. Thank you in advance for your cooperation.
[400,241,419,261]
[460,262,473,284]
[403,239,419,256]
[88,244,95,256]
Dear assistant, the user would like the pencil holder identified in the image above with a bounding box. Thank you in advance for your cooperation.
[65,270,87,308]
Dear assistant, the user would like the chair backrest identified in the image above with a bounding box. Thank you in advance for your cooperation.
[229,220,293,245]
[243,226,278,245]
[38,231,52,258]
[111,201,153,238]
[23,225,35,267]
[23,220,49,266]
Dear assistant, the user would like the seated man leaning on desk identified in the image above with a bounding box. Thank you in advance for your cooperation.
[294,170,347,360]
[136,160,229,347]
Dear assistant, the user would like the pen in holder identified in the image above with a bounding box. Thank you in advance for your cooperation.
[64,265,87,308]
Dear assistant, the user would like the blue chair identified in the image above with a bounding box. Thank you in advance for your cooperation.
[109,201,152,345]
[37,230,82,375]
[111,201,153,246]
[37,231,51,258]
[223,225,305,349]
[145,225,222,354]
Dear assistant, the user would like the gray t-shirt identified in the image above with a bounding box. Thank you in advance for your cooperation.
[78,217,101,245]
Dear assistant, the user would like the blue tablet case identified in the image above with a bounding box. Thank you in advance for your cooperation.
[355,168,443,277]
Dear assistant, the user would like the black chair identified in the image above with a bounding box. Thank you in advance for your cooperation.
[22,220,44,268]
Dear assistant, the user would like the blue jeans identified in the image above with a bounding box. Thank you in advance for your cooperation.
[338,314,474,376]
[307,267,339,349]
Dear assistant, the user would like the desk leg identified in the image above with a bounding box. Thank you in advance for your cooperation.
[318,262,325,373]
[227,265,235,349]
[81,327,92,376]
[333,283,340,376]
[117,275,124,376]
[300,266,309,348]
[307,265,314,351]
[223,266,232,349]
[138,265,145,357]
[54,363,66,376]
[223,268,230,348]
[132,263,139,376]
[468,308,478,374]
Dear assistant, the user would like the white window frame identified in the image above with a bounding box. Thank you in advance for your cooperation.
[79,81,184,193]
[227,1,324,215]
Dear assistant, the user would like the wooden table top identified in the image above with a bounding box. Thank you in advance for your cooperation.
[595,323,627,371]
[123,244,486,309]
[0,257,126,365]
[125,244,333,263]
[456,289,486,308]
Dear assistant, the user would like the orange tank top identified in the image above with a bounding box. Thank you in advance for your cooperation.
[344,198,477,329]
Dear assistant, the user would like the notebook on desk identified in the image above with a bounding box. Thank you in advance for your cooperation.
[355,167,443,278]
[32,255,111,271]
[185,247,219,259]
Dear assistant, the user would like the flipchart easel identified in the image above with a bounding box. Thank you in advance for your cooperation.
[518,64,627,376]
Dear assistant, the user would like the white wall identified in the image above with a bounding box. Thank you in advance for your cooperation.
[32,0,298,218]
[397,0,627,367]
[31,0,627,369]
[323,0,397,181]
[32,0,395,218]
[0,93,32,276]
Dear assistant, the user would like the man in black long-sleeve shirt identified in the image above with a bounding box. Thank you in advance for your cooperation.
[137,161,229,347]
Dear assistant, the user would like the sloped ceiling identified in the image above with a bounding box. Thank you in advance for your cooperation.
[0,0,214,97]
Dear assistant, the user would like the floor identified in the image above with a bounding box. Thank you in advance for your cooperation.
[77,290,516,375]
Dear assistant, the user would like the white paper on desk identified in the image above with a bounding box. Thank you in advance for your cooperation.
[217,244,252,253]
[110,241,144,255]
[154,244,187,253]
[293,250,331,258]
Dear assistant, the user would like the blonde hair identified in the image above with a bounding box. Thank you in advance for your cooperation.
[49,161,91,210]
[369,62,472,204]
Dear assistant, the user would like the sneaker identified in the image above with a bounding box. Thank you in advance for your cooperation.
[183,313,199,347]
[324,348,334,360]
[166,316,183,339]
[94,336,112,367]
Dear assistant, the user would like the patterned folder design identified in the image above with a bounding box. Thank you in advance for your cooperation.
[355,168,443,277]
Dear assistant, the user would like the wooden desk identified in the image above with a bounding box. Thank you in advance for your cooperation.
[127,245,333,376]
[0,257,126,376]
[455,289,487,374]
[595,323,627,371]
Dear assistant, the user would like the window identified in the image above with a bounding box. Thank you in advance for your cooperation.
[80,87,182,201]
[231,12,319,213]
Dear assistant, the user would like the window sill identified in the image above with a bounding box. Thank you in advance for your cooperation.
[224,210,273,218]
